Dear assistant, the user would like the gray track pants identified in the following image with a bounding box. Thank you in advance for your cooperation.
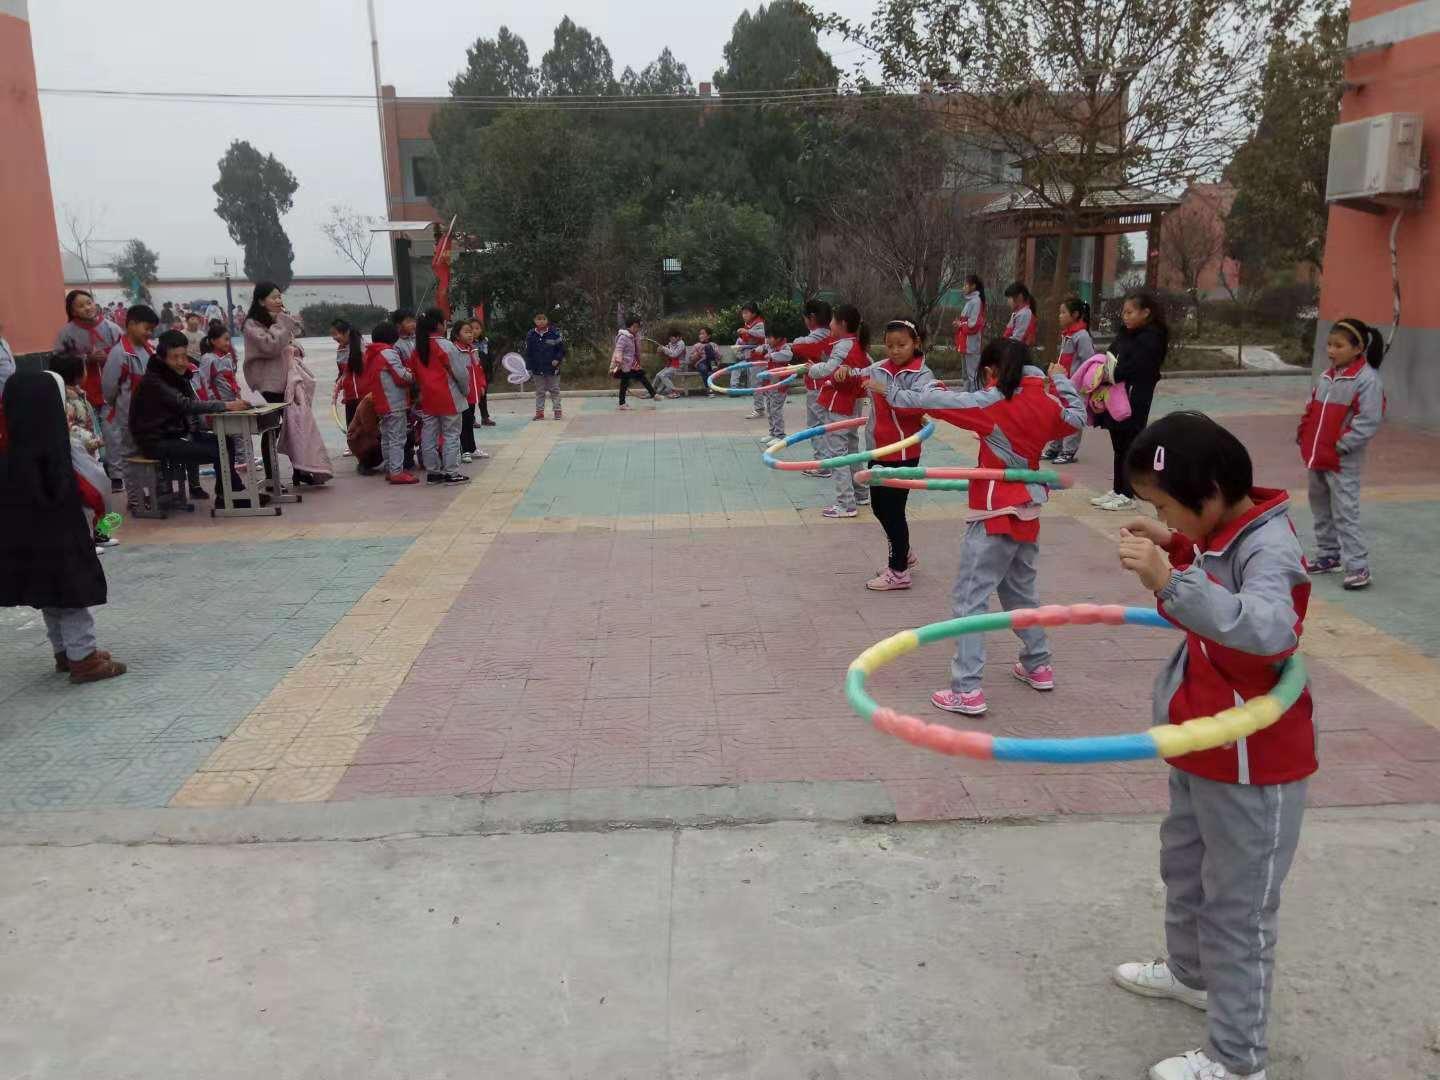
[963,349,981,393]
[949,521,1050,691]
[533,374,561,415]
[1309,453,1367,573]
[822,407,868,512]
[805,389,825,456]
[422,412,461,474]
[43,607,98,661]
[379,412,408,476]
[759,379,786,439]
[1044,428,1083,458]
[1162,769,1307,1076]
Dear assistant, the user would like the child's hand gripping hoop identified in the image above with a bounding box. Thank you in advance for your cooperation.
[853,465,1071,492]
[707,361,801,397]
[762,418,936,472]
[847,604,1306,764]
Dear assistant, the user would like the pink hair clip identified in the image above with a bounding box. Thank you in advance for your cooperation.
[1153,446,1166,472]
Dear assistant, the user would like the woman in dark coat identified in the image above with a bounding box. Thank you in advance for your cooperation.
[0,371,126,682]
[1092,290,1170,512]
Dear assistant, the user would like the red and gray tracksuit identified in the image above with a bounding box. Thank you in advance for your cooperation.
[101,338,151,467]
[734,317,765,396]
[362,341,413,475]
[751,340,791,440]
[885,366,1083,689]
[1001,304,1036,346]
[789,326,833,455]
[854,354,937,572]
[200,347,248,471]
[408,336,468,475]
[806,334,871,512]
[1151,487,1315,1076]
[1044,324,1095,458]
[1297,358,1384,573]
[953,292,985,390]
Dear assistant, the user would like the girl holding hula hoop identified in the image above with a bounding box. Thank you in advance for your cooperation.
[806,304,872,519]
[869,339,1083,715]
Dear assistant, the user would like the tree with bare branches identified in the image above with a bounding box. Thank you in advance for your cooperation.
[1160,185,1230,333]
[320,205,380,303]
[810,0,1302,350]
[59,202,106,283]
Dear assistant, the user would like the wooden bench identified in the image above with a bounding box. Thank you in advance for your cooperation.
[124,456,194,519]
[669,369,710,396]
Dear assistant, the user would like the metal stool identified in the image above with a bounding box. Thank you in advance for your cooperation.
[124,456,194,519]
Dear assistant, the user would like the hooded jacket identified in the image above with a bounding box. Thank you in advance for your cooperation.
[1296,358,1384,472]
[1154,488,1316,785]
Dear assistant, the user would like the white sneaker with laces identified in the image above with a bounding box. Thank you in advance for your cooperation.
[1114,960,1208,1010]
[1149,1049,1264,1080]
[1091,489,1118,506]
[1098,492,1136,511]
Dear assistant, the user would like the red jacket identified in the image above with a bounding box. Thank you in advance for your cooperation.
[1155,488,1315,785]
[888,367,1083,541]
[459,344,487,404]
[335,345,363,403]
[791,329,833,391]
[861,353,934,464]
[810,335,868,415]
[361,341,409,416]
[1296,358,1385,472]
[406,337,461,416]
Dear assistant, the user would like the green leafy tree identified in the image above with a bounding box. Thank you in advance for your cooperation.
[540,17,616,97]
[1226,0,1346,275]
[450,26,537,98]
[110,239,159,303]
[715,1,837,91]
[656,196,783,309]
[620,48,694,96]
[213,140,298,289]
[815,0,1303,351]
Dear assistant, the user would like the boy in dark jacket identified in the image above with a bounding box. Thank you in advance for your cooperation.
[524,312,565,421]
[130,330,250,501]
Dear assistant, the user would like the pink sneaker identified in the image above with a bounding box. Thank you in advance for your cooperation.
[866,568,911,591]
[932,689,987,715]
[1012,662,1055,691]
[821,505,858,519]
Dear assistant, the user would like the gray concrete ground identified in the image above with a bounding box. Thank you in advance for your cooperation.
[3,800,1439,1080]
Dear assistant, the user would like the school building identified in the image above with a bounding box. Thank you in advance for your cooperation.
[1318,0,1440,425]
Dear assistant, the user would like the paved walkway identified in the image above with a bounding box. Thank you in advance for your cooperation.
[2,377,1438,821]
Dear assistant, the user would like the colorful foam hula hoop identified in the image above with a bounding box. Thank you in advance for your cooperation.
[762,418,936,472]
[847,604,1306,764]
[854,465,1071,492]
[707,361,800,397]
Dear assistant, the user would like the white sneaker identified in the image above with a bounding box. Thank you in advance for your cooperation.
[1097,492,1137,512]
[1114,960,1208,1010]
[1150,1049,1264,1080]
[1091,489,1118,506]
[459,452,474,464]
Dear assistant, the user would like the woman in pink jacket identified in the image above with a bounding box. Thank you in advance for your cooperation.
[242,282,321,485]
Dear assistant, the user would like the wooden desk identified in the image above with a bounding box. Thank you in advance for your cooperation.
[209,403,295,518]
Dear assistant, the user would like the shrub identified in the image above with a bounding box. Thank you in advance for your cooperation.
[712,295,806,342]
[299,302,389,337]
[1097,288,1194,346]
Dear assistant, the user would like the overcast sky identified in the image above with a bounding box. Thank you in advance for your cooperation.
[32,0,877,280]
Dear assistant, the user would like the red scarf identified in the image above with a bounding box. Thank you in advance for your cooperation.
[75,318,108,406]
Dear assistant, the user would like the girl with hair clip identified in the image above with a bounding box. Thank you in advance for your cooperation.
[1297,316,1385,589]
[847,319,937,590]
[872,339,1083,715]
[806,304,872,518]
[1113,411,1314,1080]
[952,274,986,391]
[407,309,470,485]
[1043,295,1095,464]
[1001,281,1037,346]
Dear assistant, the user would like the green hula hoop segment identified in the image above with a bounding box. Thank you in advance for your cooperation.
[854,466,1070,492]
[846,604,1307,764]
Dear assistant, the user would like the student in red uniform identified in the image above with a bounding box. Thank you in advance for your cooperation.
[100,304,159,492]
[407,309,470,485]
[1112,411,1314,1080]
[452,319,490,464]
[734,302,766,408]
[55,290,125,488]
[846,319,936,590]
[360,322,417,484]
[329,319,365,437]
[787,300,835,475]
[469,318,495,426]
[804,304,872,519]
[1001,281,1037,346]
[875,339,1083,715]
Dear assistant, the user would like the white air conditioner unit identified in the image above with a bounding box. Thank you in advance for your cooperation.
[1326,112,1424,207]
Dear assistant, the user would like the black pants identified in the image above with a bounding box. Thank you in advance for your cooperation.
[344,400,358,428]
[460,405,477,453]
[870,463,916,572]
[259,390,298,483]
[617,370,655,405]
[147,433,239,488]
[1108,419,1143,496]
[477,392,490,423]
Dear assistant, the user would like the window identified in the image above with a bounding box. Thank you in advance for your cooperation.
[410,156,437,199]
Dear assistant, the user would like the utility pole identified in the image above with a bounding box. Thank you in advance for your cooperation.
[213,256,235,332]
